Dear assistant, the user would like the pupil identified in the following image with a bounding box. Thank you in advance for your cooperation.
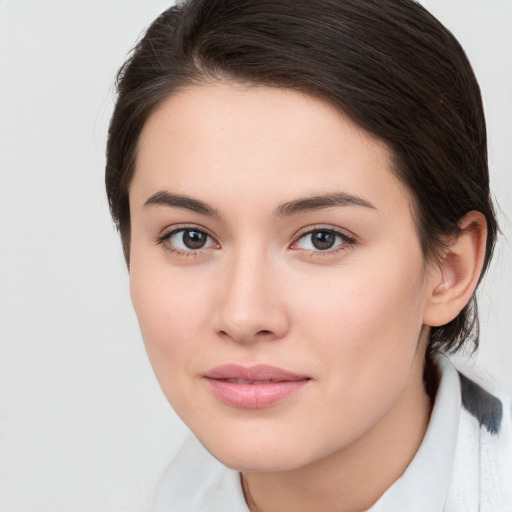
[312,231,335,250]
[183,230,206,249]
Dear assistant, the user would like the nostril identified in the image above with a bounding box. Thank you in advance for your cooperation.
[217,329,274,342]
[216,305,290,343]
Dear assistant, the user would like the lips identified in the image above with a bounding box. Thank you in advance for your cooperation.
[203,364,311,409]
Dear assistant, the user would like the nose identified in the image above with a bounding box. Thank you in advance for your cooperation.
[214,249,290,344]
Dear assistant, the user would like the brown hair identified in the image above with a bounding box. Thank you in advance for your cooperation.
[106,0,498,354]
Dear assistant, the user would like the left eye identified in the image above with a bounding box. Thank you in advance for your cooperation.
[166,228,216,251]
[294,229,350,251]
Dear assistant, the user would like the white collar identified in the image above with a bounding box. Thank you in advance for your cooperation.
[367,353,461,511]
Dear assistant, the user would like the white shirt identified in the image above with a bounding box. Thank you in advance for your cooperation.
[153,354,512,511]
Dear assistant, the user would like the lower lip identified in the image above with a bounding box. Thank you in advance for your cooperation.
[204,378,310,409]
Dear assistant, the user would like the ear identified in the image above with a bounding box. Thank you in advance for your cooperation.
[423,211,488,327]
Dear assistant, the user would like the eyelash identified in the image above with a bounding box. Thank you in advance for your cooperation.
[155,224,357,258]
[155,225,218,258]
[290,225,357,257]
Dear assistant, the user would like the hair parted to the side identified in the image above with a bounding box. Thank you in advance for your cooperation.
[105,0,498,355]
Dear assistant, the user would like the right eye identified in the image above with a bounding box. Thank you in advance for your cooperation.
[158,227,218,254]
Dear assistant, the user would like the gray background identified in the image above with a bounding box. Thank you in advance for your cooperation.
[0,1,510,510]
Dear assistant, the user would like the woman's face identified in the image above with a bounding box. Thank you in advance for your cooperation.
[129,82,437,471]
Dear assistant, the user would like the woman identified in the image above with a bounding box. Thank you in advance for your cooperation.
[105,0,511,510]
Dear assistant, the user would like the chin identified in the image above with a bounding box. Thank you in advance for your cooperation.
[198,433,318,473]
[213,451,303,474]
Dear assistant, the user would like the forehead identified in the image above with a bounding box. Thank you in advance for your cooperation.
[132,81,413,220]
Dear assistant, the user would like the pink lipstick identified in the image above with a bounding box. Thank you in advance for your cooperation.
[203,364,310,409]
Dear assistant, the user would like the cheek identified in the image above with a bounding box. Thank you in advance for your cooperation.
[286,258,428,436]
[131,273,210,340]
[292,250,428,376]
[129,250,217,384]
[129,269,216,419]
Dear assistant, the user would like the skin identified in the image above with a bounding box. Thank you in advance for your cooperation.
[128,82,480,511]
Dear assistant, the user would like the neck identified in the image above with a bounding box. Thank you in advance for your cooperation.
[242,352,433,512]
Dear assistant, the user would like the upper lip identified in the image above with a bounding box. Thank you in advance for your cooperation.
[204,364,310,382]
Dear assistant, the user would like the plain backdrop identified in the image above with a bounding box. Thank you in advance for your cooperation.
[0,1,510,511]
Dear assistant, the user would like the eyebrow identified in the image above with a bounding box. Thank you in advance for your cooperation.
[274,192,376,217]
[143,190,375,218]
[144,191,223,218]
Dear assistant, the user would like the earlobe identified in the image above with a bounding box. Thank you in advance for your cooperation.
[423,211,487,327]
